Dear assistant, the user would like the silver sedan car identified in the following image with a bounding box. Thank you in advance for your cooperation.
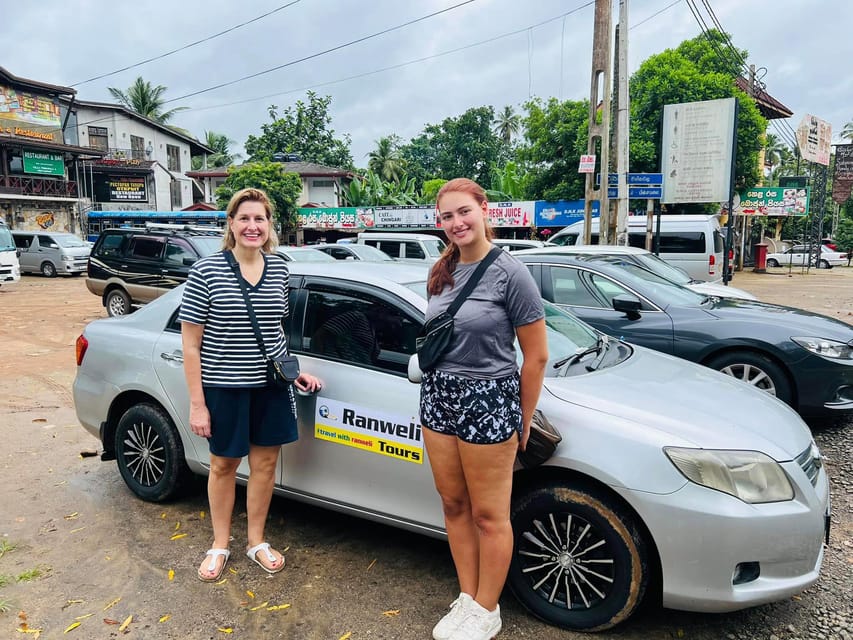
[72,262,829,631]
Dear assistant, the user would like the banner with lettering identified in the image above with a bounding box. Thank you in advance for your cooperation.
[0,84,62,143]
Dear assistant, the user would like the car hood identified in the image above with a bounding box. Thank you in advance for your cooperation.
[65,246,91,258]
[543,346,811,460]
[701,298,853,339]
[687,281,757,301]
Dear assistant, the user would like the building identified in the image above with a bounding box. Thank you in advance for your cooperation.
[0,67,103,234]
[63,99,213,213]
[187,160,355,208]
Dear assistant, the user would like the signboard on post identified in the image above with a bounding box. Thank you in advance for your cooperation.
[578,154,596,173]
[735,187,809,216]
[796,114,832,166]
[661,98,737,203]
[832,144,853,204]
[23,150,64,176]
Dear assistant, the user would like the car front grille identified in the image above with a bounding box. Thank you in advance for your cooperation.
[794,444,820,487]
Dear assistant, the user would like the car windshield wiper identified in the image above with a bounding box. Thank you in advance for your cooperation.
[554,335,609,370]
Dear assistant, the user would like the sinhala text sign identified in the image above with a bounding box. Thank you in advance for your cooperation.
[661,98,737,204]
[735,187,809,217]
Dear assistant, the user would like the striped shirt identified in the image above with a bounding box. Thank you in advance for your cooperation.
[179,251,289,388]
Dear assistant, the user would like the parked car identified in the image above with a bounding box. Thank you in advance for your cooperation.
[492,238,546,252]
[311,243,395,261]
[73,261,829,631]
[276,246,336,262]
[765,245,847,269]
[0,220,21,287]
[12,230,90,277]
[548,214,725,282]
[515,253,853,418]
[86,225,223,317]
[516,245,757,301]
[356,232,446,263]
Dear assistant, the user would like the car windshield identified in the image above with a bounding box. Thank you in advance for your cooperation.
[623,253,692,284]
[548,232,576,247]
[55,234,87,248]
[0,226,14,252]
[605,262,707,306]
[353,245,394,260]
[423,238,447,257]
[283,248,336,262]
[191,237,224,257]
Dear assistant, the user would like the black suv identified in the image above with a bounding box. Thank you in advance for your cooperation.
[86,225,223,316]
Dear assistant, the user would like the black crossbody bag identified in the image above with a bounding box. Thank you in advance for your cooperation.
[416,247,502,372]
[223,250,300,388]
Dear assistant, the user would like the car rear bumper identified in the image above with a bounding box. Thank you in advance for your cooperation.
[73,371,119,442]
[622,459,829,612]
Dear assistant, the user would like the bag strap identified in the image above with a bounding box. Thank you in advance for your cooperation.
[223,250,271,360]
[445,246,502,318]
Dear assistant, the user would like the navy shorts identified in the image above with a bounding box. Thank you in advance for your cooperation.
[203,386,298,458]
[419,370,522,444]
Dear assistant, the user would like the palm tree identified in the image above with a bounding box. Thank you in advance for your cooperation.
[192,131,241,170]
[842,119,853,143]
[764,132,786,176]
[366,135,405,183]
[108,77,187,124]
[493,105,521,145]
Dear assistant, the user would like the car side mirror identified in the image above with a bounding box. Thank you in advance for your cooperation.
[182,257,197,266]
[16,248,21,258]
[407,353,423,383]
[612,294,642,320]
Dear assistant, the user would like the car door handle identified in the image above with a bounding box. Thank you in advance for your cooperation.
[160,351,183,363]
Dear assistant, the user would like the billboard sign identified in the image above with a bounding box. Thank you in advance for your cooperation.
[297,207,376,229]
[535,200,600,227]
[0,84,63,143]
[487,201,535,227]
[735,187,809,216]
[832,144,853,204]
[109,177,147,202]
[796,114,832,166]
[661,98,737,203]
[373,206,435,228]
[23,150,64,176]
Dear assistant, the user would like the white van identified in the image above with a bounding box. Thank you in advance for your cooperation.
[356,232,446,264]
[548,214,725,282]
[12,230,90,277]
[0,221,21,287]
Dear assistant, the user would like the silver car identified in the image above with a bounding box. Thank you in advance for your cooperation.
[72,262,829,631]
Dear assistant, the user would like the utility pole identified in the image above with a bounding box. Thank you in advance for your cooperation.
[613,0,630,246]
[583,0,612,245]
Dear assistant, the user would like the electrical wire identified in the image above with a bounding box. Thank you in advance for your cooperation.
[71,0,303,87]
[630,0,682,30]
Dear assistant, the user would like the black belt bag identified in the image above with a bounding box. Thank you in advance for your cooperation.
[417,247,502,372]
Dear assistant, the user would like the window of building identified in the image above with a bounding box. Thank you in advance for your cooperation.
[167,144,181,171]
[130,135,146,160]
[170,181,182,209]
[311,180,334,188]
[88,126,109,152]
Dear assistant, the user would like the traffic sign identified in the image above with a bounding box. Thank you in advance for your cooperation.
[597,172,663,186]
[607,186,662,199]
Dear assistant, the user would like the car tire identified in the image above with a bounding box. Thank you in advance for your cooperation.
[765,258,779,267]
[508,483,649,631]
[817,259,831,269]
[706,351,792,405]
[105,288,131,317]
[41,261,57,277]
[115,403,192,502]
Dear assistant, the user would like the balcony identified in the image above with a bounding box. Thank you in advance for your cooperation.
[94,146,149,161]
[0,175,78,198]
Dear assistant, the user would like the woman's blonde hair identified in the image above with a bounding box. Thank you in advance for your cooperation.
[222,187,279,254]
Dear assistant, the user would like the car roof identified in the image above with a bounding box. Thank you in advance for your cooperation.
[357,232,439,240]
[515,245,649,256]
[286,260,430,286]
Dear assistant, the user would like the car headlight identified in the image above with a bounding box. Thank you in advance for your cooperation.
[664,448,794,503]
[791,336,853,360]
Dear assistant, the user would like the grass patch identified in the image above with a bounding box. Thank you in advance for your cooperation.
[0,574,12,587]
[0,540,16,559]
[0,598,13,614]
[16,566,48,583]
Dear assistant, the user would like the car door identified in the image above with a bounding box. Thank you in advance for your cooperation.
[123,235,166,302]
[161,238,197,289]
[283,279,444,529]
[13,234,36,272]
[542,264,676,354]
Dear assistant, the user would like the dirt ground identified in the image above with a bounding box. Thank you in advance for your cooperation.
[0,268,850,639]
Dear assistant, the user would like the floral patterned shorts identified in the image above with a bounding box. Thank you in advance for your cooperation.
[419,369,522,444]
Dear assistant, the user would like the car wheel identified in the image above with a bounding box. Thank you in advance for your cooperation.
[115,403,192,502]
[817,259,831,269]
[105,288,131,317]
[706,351,792,405]
[766,258,779,267]
[41,261,57,277]
[508,483,649,631]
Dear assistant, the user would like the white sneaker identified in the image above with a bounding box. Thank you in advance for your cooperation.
[448,601,502,640]
[433,592,474,640]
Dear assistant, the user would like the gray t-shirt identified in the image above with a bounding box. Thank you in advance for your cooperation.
[425,248,544,379]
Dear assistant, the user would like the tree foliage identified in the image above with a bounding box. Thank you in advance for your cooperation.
[490,161,531,200]
[630,30,767,190]
[341,170,419,206]
[191,131,241,170]
[833,218,853,266]
[420,179,447,204]
[215,162,303,230]
[366,135,405,183]
[107,77,187,124]
[244,92,353,168]
[493,105,522,146]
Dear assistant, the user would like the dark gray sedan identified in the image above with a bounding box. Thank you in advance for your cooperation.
[516,254,853,418]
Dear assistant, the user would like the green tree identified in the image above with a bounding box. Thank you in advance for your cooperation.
[630,30,767,192]
[366,135,405,183]
[518,97,589,200]
[107,77,187,124]
[399,106,504,188]
[191,131,241,170]
[342,170,418,206]
[419,178,447,204]
[763,132,786,178]
[493,105,522,146]
[244,92,353,168]
[841,120,853,143]
[215,161,303,230]
[490,161,530,199]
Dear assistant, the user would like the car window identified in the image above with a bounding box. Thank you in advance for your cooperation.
[128,236,165,260]
[97,233,126,257]
[404,242,425,259]
[164,238,196,266]
[55,235,86,248]
[423,238,446,257]
[325,246,353,260]
[587,273,633,307]
[14,234,33,249]
[37,235,59,249]
[658,232,706,253]
[549,267,603,307]
[303,287,418,374]
[170,287,298,335]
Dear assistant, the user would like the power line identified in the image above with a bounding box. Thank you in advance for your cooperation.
[71,0,303,87]
[631,0,682,31]
[163,0,479,104]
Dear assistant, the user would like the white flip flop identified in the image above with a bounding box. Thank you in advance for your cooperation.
[198,548,230,582]
[246,542,285,574]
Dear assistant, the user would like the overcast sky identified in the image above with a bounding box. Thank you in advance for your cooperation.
[3,0,850,165]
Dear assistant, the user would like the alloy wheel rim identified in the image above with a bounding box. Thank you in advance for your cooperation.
[518,512,616,610]
[122,420,166,487]
[109,295,126,316]
[719,363,777,395]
